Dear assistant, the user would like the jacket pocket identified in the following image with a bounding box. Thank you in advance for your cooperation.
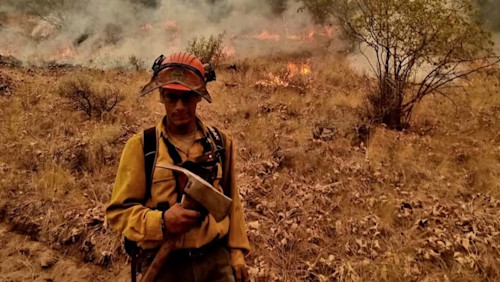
[152,165,175,183]
[150,166,178,204]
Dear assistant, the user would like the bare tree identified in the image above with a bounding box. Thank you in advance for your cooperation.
[299,0,500,129]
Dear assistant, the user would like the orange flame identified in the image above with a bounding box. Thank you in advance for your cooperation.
[325,26,333,38]
[301,64,311,75]
[256,62,312,88]
[307,30,315,41]
[164,20,177,29]
[286,34,301,41]
[49,46,75,61]
[245,26,332,43]
[269,73,289,86]
[288,62,311,76]
[288,62,299,75]
[249,30,280,41]
[140,22,152,31]
[222,46,236,58]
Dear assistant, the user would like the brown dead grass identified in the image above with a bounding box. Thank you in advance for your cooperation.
[0,54,499,281]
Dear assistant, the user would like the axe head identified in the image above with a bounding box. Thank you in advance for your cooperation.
[156,163,232,222]
[183,176,232,222]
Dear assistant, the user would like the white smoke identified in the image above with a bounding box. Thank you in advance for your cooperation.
[0,0,321,67]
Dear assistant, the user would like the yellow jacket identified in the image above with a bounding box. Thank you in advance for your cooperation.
[106,117,250,266]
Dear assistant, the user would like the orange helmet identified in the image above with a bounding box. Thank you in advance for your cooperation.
[140,52,214,103]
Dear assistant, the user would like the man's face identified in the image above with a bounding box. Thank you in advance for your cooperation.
[160,88,202,127]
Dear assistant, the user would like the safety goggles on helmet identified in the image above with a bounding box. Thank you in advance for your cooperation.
[140,54,216,103]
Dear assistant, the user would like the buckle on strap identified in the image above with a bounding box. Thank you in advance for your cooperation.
[187,249,204,258]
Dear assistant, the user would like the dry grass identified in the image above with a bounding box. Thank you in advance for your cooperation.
[0,53,499,281]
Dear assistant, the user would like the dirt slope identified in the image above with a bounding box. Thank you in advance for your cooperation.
[0,224,127,282]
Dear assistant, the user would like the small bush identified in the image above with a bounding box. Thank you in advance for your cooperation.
[0,72,13,96]
[129,55,145,71]
[186,32,226,65]
[58,74,124,120]
[0,55,22,67]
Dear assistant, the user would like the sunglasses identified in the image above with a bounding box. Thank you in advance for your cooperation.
[160,91,200,104]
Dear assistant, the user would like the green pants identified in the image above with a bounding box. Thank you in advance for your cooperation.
[140,245,235,282]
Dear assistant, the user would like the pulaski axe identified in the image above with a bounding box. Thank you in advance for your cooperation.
[140,163,232,282]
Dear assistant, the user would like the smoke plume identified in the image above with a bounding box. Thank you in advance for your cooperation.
[0,0,322,67]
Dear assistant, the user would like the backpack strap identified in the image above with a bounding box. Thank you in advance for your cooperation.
[142,126,158,202]
[160,132,184,202]
[124,126,156,278]
[161,133,183,165]
[123,126,162,273]
[207,126,225,152]
[206,126,229,197]
[124,127,159,260]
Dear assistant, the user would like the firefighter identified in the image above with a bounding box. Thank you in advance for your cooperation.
[106,52,250,281]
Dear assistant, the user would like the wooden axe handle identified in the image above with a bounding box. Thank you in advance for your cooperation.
[140,197,197,282]
[140,235,177,282]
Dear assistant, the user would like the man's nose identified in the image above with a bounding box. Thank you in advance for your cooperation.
[174,98,186,109]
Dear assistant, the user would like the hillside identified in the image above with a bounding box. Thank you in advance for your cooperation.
[0,53,499,281]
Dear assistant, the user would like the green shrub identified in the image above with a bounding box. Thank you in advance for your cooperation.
[186,32,226,65]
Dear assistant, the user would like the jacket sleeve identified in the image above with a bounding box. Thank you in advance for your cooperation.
[105,134,164,242]
[223,135,251,266]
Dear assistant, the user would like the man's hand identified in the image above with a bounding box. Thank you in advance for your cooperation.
[163,203,201,234]
[232,264,249,282]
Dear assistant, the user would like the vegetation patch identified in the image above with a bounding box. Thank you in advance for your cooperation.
[58,74,124,120]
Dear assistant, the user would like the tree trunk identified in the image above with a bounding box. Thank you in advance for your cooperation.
[382,106,403,130]
[375,76,405,130]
